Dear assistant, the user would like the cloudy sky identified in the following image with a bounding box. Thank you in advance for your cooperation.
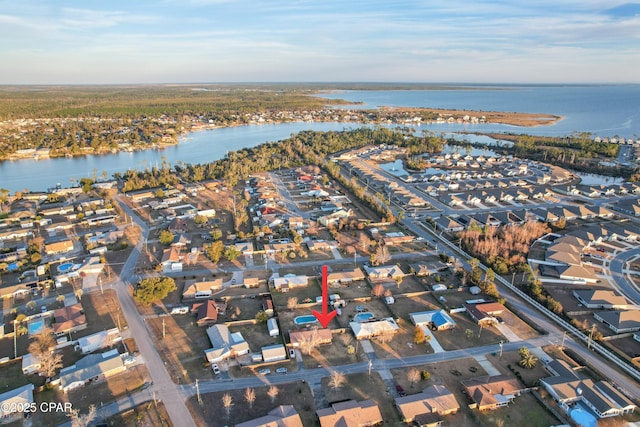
[1,0,639,84]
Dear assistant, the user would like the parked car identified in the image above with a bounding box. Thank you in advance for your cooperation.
[258,368,271,376]
[212,364,220,375]
[171,306,189,315]
[276,367,288,374]
[289,349,296,359]
[495,316,505,324]
[396,385,406,397]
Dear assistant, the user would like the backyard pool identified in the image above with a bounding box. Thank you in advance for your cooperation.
[294,315,319,326]
[58,262,74,273]
[570,403,597,427]
[353,312,374,322]
[28,318,45,336]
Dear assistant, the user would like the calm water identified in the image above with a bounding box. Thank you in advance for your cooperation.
[2,85,638,192]
[317,85,640,138]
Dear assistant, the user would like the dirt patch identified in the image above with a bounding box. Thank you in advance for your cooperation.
[106,401,173,427]
[188,382,316,427]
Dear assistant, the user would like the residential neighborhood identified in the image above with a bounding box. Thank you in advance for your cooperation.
[0,141,639,427]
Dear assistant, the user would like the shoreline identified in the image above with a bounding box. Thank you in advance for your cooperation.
[2,107,562,162]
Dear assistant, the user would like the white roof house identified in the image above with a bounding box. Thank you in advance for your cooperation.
[76,328,121,354]
[59,350,125,393]
[272,275,308,291]
[349,318,399,340]
[0,384,34,419]
[204,324,250,363]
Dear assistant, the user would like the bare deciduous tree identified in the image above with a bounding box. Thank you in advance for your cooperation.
[287,297,298,311]
[328,371,346,391]
[244,387,256,409]
[371,284,385,298]
[374,244,391,265]
[377,330,395,344]
[407,368,421,387]
[39,352,63,379]
[267,386,279,404]
[68,405,96,427]
[222,393,233,419]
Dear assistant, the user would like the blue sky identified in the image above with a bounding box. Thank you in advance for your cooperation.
[1,0,639,84]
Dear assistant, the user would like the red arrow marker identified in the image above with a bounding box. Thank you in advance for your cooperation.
[313,265,337,328]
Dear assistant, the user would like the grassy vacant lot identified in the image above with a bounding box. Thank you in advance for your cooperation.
[271,280,322,308]
[106,401,173,427]
[32,365,151,427]
[299,332,367,369]
[485,350,550,387]
[322,372,403,427]
[188,382,316,427]
[146,315,213,384]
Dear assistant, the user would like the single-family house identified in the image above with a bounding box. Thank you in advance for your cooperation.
[182,279,223,300]
[204,324,250,363]
[541,359,636,418]
[261,344,287,363]
[45,239,74,255]
[317,399,383,427]
[75,328,121,354]
[190,300,220,326]
[461,375,523,411]
[395,385,460,425]
[326,268,365,285]
[409,262,449,277]
[235,405,303,427]
[21,353,41,375]
[59,350,126,393]
[410,310,456,331]
[364,264,405,280]
[434,216,464,232]
[272,275,308,292]
[350,318,399,340]
[53,303,87,335]
[262,296,274,317]
[0,384,34,419]
[573,290,632,310]
[463,302,505,326]
[594,310,640,333]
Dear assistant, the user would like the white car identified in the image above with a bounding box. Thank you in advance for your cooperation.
[289,349,296,359]
[258,368,271,376]
[171,306,189,315]
[276,367,288,374]
[212,364,220,374]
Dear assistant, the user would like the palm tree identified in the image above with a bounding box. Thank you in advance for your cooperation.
[519,354,538,369]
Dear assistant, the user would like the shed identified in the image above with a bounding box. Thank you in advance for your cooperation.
[267,318,279,337]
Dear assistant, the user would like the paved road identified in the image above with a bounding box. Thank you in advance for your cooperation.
[113,196,197,427]
[607,246,640,304]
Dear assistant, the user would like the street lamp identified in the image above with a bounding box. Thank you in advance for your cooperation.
[499,340,504,359]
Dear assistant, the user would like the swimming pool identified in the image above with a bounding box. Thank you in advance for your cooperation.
[353,312,374,322]
[570,403,597,427]
[58,262,74,273]
[28,318,45,336]
[294,315,319,326]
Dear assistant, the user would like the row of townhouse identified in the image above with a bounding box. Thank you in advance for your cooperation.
[439,187,554,207]
[436,204,616,234]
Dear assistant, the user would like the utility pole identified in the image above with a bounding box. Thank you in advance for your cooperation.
[98,276,103,295]
[587,324,596,350]
[162,318,166,339]
[196,379,202,405]
[499,340,504,359]
[14,319,17,359]
[368,360,373,378]
[561,331,567,350]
